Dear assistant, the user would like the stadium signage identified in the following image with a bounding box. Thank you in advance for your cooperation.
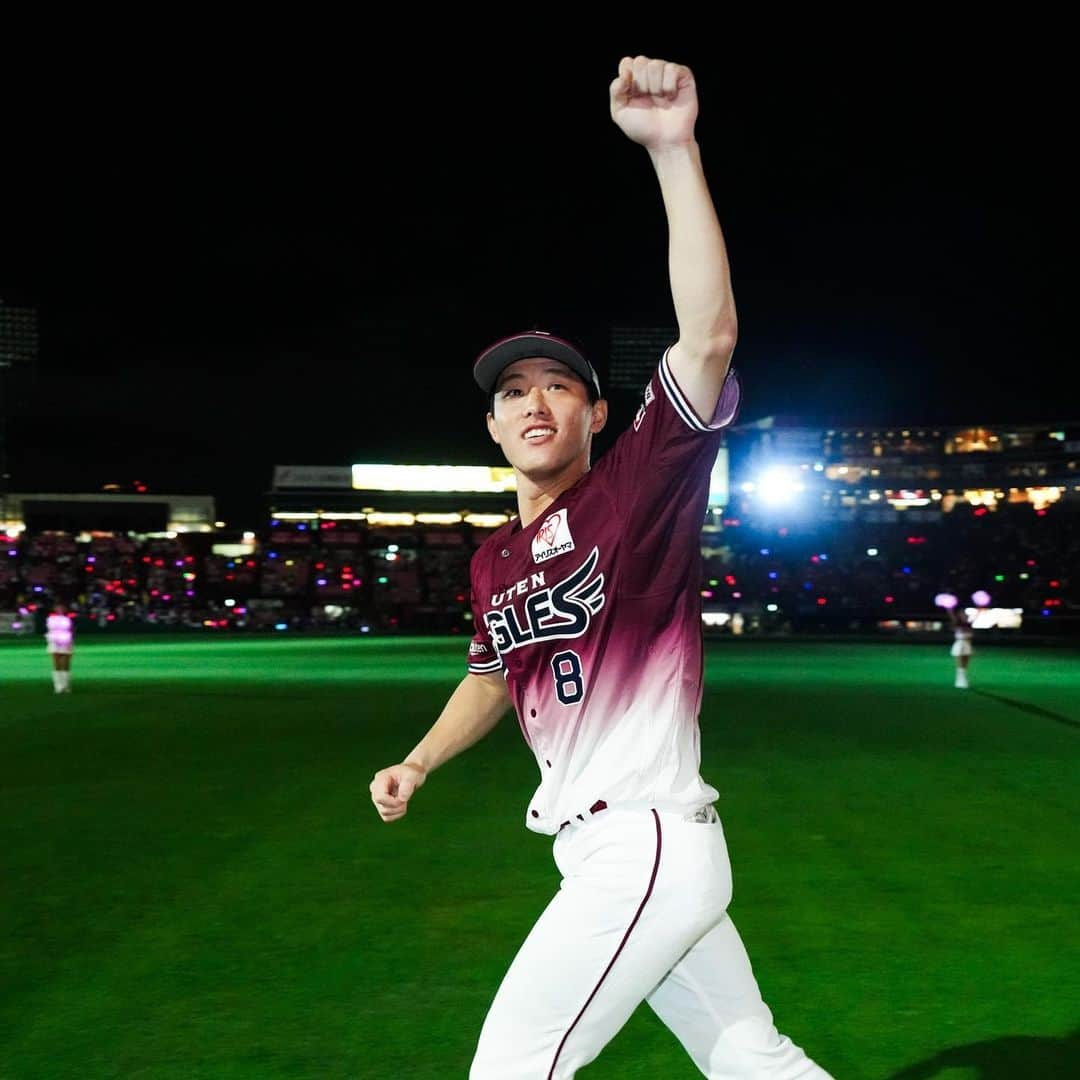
[273,466,353,489]
[351,465,517,494]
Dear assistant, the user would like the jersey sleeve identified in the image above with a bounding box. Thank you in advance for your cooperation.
[600,346,740,509]
[466,546,503,675]
[595,348,740,594]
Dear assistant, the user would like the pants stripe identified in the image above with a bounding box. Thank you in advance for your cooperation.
[546,809,663,1079]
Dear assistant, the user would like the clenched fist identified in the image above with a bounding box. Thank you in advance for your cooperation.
[370,762,427,823]
[610,55,698,150]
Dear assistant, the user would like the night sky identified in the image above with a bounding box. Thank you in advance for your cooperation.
[2,33,1071,529]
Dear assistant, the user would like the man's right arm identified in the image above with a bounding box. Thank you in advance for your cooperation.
[369,671,511,823]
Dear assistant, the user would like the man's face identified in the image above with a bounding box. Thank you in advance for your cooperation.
[486,358,607,480]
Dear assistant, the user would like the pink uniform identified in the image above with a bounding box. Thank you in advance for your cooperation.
[46,613,74,652]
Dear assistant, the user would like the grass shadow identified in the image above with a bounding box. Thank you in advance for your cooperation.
[885,1030,1080,1078]
[971,689,1080,730]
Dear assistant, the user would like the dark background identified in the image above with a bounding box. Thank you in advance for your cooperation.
[2,29,1072,529]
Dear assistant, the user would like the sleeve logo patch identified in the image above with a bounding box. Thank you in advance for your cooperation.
[532,509,575,564]
[634,379,656,432]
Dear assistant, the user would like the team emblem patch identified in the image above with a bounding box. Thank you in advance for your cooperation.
[532,509,575,564]
[634,380,655,431]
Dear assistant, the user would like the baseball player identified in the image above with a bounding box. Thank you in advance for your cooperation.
[370,56,833,1078]
[45,600,75,694]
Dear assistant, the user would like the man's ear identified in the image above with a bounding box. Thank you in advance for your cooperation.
[590,399,609,435]
[486,412,501,444]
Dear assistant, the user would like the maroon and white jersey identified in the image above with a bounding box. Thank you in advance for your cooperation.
[467,348,740,835]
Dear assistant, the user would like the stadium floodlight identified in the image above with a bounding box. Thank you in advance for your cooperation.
[934,592,959,609]
[750,466,806,506]
[971,590,991,607]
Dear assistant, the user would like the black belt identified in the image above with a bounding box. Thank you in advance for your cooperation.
[558,799,608,831]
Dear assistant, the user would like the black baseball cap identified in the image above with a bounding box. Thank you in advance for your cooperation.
[473,330,602,401]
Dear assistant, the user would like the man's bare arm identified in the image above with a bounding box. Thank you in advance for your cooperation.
[610,56,737,423]
[369,671,511,822]
[652,137,737,418]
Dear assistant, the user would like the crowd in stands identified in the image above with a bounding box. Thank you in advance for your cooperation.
[1,501,1076,638]
[0,519,482,637]
[701,502,1077,633]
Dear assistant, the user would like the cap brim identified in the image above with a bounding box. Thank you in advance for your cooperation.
[474,332,601,399]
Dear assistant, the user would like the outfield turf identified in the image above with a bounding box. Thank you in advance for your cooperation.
[2,635,1078,1079]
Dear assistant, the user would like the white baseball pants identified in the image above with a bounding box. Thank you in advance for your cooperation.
[470,806,832,1079]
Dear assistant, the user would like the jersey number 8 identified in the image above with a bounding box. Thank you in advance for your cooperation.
[551,650,585,706]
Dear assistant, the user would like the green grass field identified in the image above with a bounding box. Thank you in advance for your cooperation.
[2,635,1078,1079]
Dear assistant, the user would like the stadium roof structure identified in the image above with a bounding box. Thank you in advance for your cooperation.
[0,492,216,535]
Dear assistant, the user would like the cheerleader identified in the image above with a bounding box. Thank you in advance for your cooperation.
[949,606,973,689]
[45,600,75,694]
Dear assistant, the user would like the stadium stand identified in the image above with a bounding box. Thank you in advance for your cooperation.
[0,498,1076,641]
[1,417,1076,638]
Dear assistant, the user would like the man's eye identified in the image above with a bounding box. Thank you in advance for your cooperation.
[502,388,522,398]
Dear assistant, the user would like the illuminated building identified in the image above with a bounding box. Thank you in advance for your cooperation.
[724,418,1080,520]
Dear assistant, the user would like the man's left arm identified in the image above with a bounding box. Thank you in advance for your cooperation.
[611,56,737,424]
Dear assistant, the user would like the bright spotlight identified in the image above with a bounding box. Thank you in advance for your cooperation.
[754,467,806,506]
[934,593,958,609]
[971,590,991,607]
